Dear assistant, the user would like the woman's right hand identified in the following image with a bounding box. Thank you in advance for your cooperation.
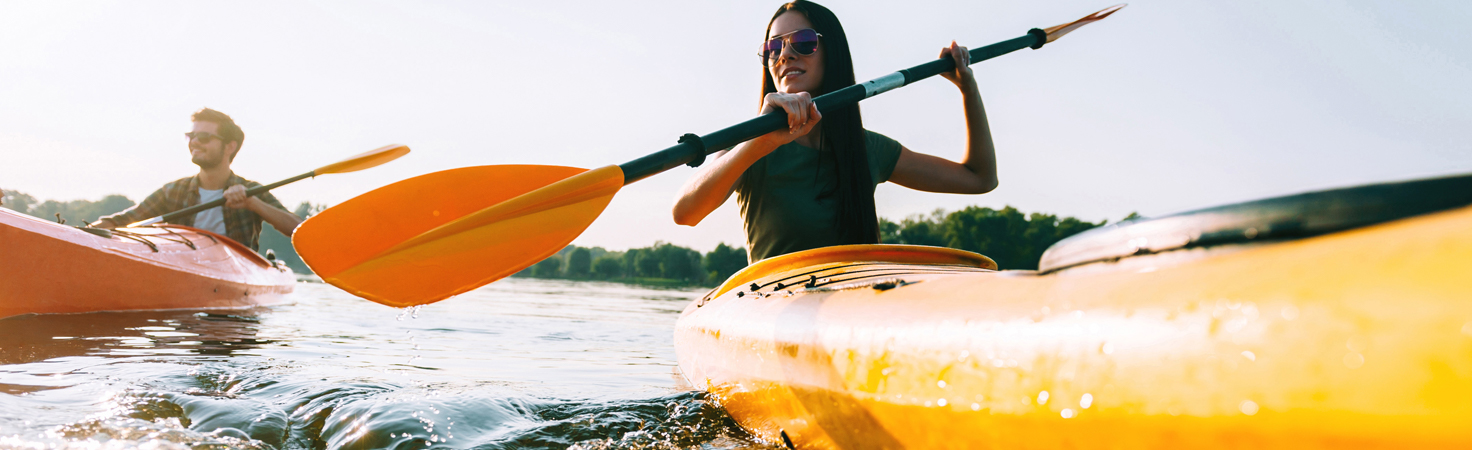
[671,91,822,226]
[759,91,822,147]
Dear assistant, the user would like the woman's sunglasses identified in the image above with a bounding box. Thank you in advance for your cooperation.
[760,28,822,60]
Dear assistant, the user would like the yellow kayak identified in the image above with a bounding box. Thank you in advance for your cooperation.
[674,174,1472,449]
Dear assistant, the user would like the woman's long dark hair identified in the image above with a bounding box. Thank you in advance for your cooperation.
[741,0,879,244]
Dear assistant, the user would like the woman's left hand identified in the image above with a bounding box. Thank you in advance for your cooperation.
[939,41,975,89]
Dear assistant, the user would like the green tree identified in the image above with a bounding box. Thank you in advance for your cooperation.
[623,248,644,277]
[704,243,747,284]
[533,255,562,278]
[23,194,135,225]
[635,250,661,278]
[294,202,327,218]
[566,247,592,278]
[593,255,623,279]
[879,206,1106,270]
[4,191,329,273]
[1,189,38,215]
[1056,216,1103,243]
[653,243,703,282]
[942,206,1031,267]
[900,213,948,247]
[27,200,69,223]
[879,218,901,244]
[257,201,326,274]
[881,210,948,247]
[1023,212,1060,265]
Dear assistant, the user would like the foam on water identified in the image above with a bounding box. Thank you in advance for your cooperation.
[0,279,773,449]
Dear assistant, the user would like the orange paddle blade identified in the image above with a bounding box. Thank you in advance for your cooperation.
[293,165,624,307]
[313,144,411,175]
[1044,4,1125,44]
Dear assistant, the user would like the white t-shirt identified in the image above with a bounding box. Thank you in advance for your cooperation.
[194,188,228,235]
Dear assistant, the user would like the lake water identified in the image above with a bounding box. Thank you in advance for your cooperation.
[0,278,773,449]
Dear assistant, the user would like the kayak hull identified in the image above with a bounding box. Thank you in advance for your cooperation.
[674,205,1472,449]
[1,208,294,319]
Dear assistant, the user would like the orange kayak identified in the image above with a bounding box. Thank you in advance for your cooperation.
[675,174,1472,449]
[1,208,294,319]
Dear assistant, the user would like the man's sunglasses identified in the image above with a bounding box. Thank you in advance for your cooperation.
[760,28,822,60]
[185,131,224,144]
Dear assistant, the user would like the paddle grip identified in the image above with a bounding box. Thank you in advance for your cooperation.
[154,171,314,223]
[618,30,1046,185]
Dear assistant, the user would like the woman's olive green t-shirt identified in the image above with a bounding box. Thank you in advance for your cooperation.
[737,130,902,263]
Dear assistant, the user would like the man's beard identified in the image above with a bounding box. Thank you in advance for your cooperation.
[191,147,225,169]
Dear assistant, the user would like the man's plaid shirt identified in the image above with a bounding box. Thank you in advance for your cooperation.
[101,173,287,251]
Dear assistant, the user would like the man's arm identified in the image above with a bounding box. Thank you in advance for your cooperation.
[92,187,171,228]
[223,185,302,236]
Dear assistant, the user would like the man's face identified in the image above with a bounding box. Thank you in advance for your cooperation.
[188,121,235,169]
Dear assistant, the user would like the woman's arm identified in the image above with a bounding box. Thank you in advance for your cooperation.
[888,41,999,195]
[671,145,764,226]
[673,93,821,226]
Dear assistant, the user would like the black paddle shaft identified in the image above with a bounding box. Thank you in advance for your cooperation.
[151,170,315,223]
[617,28,1046,185]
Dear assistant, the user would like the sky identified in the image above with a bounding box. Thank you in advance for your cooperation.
[2,0,1468,252]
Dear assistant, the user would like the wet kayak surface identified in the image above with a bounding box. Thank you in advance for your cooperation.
[0,278,771,449]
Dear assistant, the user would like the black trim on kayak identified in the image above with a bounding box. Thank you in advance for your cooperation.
[703,263,989,306]
[1038,172,1472,273]
[767,266,984,291]
[749,264,988,292]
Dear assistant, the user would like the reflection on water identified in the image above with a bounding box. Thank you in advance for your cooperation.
[0,278,771,449]
[0,309,271,365]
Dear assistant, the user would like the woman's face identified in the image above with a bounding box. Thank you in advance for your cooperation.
[766,11,824,94]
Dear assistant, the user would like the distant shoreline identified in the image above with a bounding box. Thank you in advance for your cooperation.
[6,189,1132,284]
[511,273,714,289]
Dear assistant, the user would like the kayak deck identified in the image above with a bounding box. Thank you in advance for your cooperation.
[675,205,1472,449]
[1,208,294,319]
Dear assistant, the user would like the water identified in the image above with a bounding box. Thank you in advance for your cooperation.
[0,278,775,449]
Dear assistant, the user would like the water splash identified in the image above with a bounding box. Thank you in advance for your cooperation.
[396,305,423,321]
[0,279,757,449]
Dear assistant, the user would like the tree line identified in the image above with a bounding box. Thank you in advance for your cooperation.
[879,206,1137,271]
[4,188,1133,284]
[515,242,748,287]
[515,206,1137,285]
[1,190,135,226]
[2,188,319,274]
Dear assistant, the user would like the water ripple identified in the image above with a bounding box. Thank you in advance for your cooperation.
[0,279,770,449]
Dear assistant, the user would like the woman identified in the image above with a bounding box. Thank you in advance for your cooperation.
[673,0,999,262]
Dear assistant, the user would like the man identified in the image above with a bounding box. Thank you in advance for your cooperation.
[93,108,301,251]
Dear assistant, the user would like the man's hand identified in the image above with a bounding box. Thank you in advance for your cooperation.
[226,184,304,235]
[224,185,254,210]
